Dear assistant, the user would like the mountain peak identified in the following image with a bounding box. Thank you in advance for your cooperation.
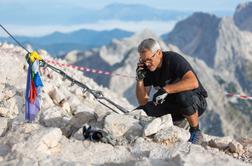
[234,1,252,32]
[163,12,221,67]
[188,12,220,25]
[235,1,252,12]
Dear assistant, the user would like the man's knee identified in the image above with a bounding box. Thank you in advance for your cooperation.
[175,91,194,107]
[174,91,199,116]
[180,107,197,117]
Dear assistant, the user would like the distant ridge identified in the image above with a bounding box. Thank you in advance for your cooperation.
[0,28,134,56]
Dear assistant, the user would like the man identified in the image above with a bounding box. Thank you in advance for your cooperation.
[135,38,208,144]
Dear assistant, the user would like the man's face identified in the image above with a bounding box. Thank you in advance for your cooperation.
[139,49,161,71]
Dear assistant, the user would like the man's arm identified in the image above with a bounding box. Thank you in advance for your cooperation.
[163,71,199,94]
[136,80,151,105]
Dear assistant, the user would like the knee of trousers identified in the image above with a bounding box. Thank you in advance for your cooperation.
[175,91,195,107]
[175,91,197,116]
[179,104,198,116]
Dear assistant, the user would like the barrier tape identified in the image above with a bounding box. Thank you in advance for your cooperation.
[44,59,252,101]
[44,59,135,79]
[2,44,251,101]
[225,92,252,100]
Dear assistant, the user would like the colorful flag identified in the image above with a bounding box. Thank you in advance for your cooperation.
[25,53,43,122]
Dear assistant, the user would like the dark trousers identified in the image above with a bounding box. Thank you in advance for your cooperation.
[141,90,207,122]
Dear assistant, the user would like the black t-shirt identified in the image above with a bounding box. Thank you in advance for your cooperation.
[144,51,208,97]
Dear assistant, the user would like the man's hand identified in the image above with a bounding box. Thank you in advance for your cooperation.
[136,62,147,81]
[153,88,168,105]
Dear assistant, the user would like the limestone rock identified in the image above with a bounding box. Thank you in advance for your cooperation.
[0,117,9,136]
[229,141,245,155]
[159,114,173,130]
[0,108,8,118]
[69,105,96,128]
[208,136,233,150]
[165,142,248,166]
[130,137,167,158]
[143,118,162,136]
[154,127,179,144]
[154,126,189,144]
[60,100,71,115]
[0,144,10,157]
[40,106,67,128]
[48,87,65,105]
[41,93,54,110]
[11,127,62,158]
[139,116,155,127]
[72,127,83,141]
[94,105,110,122]
[104,113,143,137]
[66,95,81,113]
[129,109,148,119]
[0,96,20,118]
[0,157,37,166]
[39,128,62,148]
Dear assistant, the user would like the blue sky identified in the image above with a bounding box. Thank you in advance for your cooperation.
[1,0,243,10]
[0,0,246,36]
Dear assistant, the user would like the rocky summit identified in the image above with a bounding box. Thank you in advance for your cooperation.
[0,42,251,165]
[234,1,252,32]
[63,28,252,138]
[0,2,252,165]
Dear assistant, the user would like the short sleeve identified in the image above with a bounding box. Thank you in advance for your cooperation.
[170,53,192,79]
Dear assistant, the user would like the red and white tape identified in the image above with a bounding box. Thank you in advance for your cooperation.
[44,59,252,101]
[44,59,135,79]
[225,92,252,100]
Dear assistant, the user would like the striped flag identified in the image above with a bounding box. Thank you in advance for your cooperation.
[25,52,43,122]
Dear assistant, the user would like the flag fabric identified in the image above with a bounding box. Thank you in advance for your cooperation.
[25,53,43,122]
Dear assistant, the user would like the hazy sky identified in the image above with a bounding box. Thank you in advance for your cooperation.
[1,0,244,11]
[0,0,246,36]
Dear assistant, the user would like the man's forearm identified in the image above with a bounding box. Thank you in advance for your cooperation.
[136,80,149,105]
[163,71,199,94]
[163,77,199,94]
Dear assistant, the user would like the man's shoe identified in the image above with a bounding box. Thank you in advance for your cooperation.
[173,119,189,129]
[188,129,203,145]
